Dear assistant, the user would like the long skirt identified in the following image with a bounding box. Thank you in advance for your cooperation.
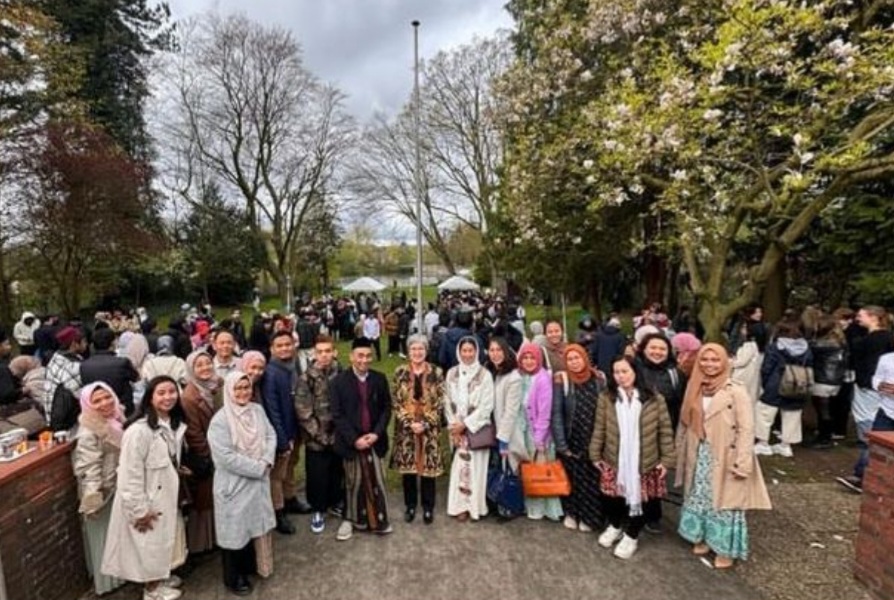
[559,453,604,529]
[447,446,489,520]
[344,450,390,531]
[522,432,563,521]
[186,507,215,553]
[678,441,750,560]
[82,501,125,595]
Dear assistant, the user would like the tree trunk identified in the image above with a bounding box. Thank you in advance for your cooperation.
[698,298,725,344]
[761,260,787,324]
[585,277,603,322]
[666,259,681,317]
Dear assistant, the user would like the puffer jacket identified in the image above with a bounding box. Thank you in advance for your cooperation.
[589,388,675,472]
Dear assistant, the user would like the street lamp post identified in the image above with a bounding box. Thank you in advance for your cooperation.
[412,20,424,332]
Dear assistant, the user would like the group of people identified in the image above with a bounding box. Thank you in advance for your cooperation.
[3,294,894,599]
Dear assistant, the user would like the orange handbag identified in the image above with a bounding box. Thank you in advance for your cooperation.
[520,455,571,497]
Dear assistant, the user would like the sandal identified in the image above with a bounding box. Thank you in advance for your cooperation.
[714,556,734,570]
[692,543,711,556]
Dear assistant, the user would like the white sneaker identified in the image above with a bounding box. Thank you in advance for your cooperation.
[162,575,182,589]
[598,525,624,548]
[336,520,353,541]
[578,522,592,533]
[563,516,578,530]
[771,443,793,458]
[754,441,773,456]
[143,586,182,600]
[613,534,638,559]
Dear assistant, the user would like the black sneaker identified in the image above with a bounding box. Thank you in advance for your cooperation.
[644,521,662,534]
[284,497,313,515]
[836,475,863,494]
[329,503,345,518]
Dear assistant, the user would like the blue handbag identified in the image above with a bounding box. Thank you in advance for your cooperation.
[487,457,526,517]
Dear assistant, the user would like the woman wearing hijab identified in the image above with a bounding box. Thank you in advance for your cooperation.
[517,341,564,521]
[142,336,188,386]
[390,334,445,525]
[101,376,188,600]
[181,350,223,554]
[542,320,567,372]
[123,333,151,409]
[239,351,268,404]
[445,336,495,522]
[208,371,277,595]
[73,382,126,595]
[676,344,772,569]
[590,356,675,560]
[552,344,606,533]
[671,332,702,378]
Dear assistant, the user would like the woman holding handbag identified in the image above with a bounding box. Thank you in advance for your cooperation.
[590,356,675,560]
[390,334,445,525]
[676,344,772,569]
[517,342,563,521]
[487,337,525,519]
[445,336,494,522]
[551,344,605,533]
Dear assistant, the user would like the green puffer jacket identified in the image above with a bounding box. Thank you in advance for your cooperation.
[589,389,676,472]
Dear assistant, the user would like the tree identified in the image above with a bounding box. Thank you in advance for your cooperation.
[23,121,158,316]
[499,0,894,339]
[40,0,174,159]
[159,13,353,298]
[179,182,266,304]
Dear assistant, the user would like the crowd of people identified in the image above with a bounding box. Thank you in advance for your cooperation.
[0,294,892,599]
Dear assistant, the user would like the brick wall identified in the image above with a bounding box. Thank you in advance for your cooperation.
[0,444,87,600]
[855,431,894,600]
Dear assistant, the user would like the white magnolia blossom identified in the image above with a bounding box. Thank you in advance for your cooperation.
[582,158,594,169]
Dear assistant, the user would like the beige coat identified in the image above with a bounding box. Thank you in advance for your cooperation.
[101,418,187,582]
[72,412,121,515]
[675,381,772,511]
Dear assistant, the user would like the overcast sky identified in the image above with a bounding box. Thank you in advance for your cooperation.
[166,0,512,121]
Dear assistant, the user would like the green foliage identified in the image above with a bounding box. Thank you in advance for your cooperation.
[179,183,266,305]
[40,0,174,160]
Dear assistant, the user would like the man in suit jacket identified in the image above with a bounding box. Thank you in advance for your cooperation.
[80,327,139,415]
[330,337,392,540]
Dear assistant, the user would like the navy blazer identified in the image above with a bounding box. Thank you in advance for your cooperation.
[262,361,299,451]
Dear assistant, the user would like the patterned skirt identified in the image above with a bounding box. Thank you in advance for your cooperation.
[599,464,667,501]
[678,441,749,560]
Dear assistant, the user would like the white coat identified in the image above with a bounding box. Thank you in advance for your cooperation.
[207,404,277,550]
[493,370,528,470]
[101,418,186,583]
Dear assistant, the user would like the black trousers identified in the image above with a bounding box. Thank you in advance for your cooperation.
[402,474,436,512]
[831,383,853,437]
[305,447,345,513]
[221,543,255,588]
[604,496,645,539]
[642,497,662,524]
[387,335,400,354]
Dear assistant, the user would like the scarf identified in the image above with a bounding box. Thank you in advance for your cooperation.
[186,350,221,408]
[222,371,266,460]
[564,343,599,385]
[123,333,149,371]
[454,336,483,415]
[78,382,124,447]
[615,387,643,516]
[239,351,267,373]
[517,341,544,375]
[679,343,731,440]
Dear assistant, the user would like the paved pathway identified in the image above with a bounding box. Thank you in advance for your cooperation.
[100,489,763,600]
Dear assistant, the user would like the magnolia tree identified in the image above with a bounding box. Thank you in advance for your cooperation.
[500,0,894,339]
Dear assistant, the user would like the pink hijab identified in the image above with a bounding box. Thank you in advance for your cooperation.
[222,371,267,460]
[78,382,125,446]
[517,341,544,374]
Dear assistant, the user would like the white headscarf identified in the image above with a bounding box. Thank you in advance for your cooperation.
[615,387,643,516]
[454,335,483,414]
[223,371,266,460]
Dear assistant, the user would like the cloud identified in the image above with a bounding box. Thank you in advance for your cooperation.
[165,0,512,120]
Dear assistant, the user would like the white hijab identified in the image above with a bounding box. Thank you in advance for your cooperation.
[454,336,483,414]
[222,371,266,460]
[615,387,643,516]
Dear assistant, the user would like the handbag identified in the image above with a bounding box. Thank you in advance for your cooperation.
[487,457,525,516]
[465,422,496,450]
[520,453,571,497]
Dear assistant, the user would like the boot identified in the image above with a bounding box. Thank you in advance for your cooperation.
[275,509,296,535]
[283,496,312,514]
[222,549,252,596]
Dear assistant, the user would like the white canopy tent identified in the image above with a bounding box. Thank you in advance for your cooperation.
[341,277,387,292]
[437,275,480,291]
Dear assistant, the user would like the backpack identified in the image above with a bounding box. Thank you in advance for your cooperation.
[50,383,80,431]
[778,361,813,402]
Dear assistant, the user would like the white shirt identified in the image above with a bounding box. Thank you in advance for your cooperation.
[872,352,894,419]
[362,317,380,340]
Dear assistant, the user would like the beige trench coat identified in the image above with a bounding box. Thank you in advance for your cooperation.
[101,418,187,582]
[72,413,121,515]
[675,381,772,511]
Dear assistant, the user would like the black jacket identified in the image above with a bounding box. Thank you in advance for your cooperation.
[329,369,391,459]
[810,339,847,386]
[589,325,626,375]
[79,351,139,414]
[850,330,894,389]
[637,358,686,429]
